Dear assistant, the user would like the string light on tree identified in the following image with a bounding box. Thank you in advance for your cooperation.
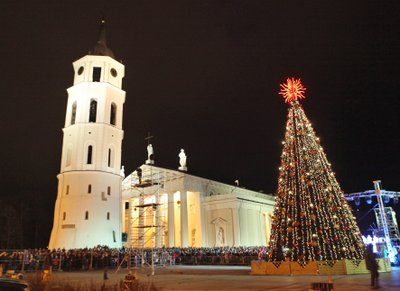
[268,78,364,262]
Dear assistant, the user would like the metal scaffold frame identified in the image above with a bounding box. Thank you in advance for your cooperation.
[121,164,186,274]
[128,165,167,249]
[122,165,186,250]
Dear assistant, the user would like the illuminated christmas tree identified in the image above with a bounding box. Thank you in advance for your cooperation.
[268,78,364,261]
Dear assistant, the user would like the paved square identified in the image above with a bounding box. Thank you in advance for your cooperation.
[41,265,400,290]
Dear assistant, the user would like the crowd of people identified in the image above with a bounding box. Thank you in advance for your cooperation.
[0,246,267,273]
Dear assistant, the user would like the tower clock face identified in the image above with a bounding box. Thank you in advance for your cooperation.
[111,68,117,77]
[78,66,84,75]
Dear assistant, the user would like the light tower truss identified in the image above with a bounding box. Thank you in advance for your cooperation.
[345,181,400,262]
[373,208,400,244]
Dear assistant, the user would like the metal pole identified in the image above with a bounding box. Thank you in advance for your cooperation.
[373,180,395,262]
[59,252,62,271]
[151,248,155,276]
[128,248,131,271]
[90,250,93,270]
[21,250,26,273]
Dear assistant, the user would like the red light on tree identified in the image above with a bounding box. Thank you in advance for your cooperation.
[279,78,306,104]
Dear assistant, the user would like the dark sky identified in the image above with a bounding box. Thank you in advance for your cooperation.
[1,1,400,245]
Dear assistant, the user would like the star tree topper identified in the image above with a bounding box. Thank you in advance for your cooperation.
[279,77,306,104]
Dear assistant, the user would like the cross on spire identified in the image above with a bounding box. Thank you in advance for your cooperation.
[145,132,154,145]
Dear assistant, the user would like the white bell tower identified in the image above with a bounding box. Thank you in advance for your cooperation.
[49,20,125,249]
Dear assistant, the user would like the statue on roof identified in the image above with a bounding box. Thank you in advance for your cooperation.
[146,144,154,165]
[178,149,187,171]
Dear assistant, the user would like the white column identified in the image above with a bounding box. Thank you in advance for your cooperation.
[232,206,241,246]
[180,190,189,247]
[155,196,162,248]
[168,192,175,247]
[200,195,208,247]
[127,200,132,247]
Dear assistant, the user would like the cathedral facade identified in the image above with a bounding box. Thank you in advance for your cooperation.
[121,164,275,248]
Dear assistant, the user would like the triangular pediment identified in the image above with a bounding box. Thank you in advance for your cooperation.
[211,217,227,224]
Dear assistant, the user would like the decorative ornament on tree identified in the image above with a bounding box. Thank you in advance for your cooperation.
[279,77,306,104]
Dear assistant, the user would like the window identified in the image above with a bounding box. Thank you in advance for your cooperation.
[89,99,97,122]
[107,212,110,220]
[63,212,66,221]
[71,102,77,125]
[110,68,117,77]
[108,148,114,168]
[78,66,84,75]
[107,186,111,195]
[93,67,101,82]
[110,103,116,125]
[87,145,93,164]
[66,185,69,195]
[85,211,89,220]
[125,202,129,209]
[88,184,92,193]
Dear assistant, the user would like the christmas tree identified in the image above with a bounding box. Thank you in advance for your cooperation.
[268,78,364,261]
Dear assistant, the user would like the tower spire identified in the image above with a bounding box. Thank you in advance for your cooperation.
[92,18,115,59]
[98,18,107,46]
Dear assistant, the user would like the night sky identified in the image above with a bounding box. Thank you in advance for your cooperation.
[1,1,400,247]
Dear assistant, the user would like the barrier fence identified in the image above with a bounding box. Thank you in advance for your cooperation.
[0,248,262,273]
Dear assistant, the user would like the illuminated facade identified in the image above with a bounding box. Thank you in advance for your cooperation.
[48,21,274,250]
[49,21,125,249]
[122,165,275,248]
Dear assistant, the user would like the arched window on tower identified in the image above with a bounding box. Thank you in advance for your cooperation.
[87,145,93,164]
[89,99,97,122]
[107,186,111,196]
[107,212,110,220]
[108,148,114,168]
[63,212,66,221]
[88,184,92,194]
[93,67,101,82]
[85,211,89,220]
[71,101,77,125]
[110,103,117,126]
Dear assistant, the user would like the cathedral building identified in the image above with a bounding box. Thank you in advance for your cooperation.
[49,21,275,250]
[121,162,275,248]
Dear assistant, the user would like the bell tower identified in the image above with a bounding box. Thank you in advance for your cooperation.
[49,20,125,249]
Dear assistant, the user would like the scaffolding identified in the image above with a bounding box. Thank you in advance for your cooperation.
[122,165,187,250]
[120,165,188,275]
[127,166,167,249]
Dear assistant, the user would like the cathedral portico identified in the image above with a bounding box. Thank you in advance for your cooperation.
[121,164,275,248]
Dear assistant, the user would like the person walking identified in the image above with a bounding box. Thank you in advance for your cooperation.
[364,244,380,289]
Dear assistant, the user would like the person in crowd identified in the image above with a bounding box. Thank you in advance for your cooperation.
[0,245,267,272]
[364,244,380,289]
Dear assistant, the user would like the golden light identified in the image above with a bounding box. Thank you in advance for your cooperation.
[279,77,306,104]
